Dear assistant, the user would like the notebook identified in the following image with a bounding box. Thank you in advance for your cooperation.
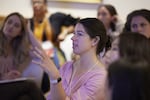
[0,77,33,84]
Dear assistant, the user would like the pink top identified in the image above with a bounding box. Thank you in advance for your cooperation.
[47,61,107,100]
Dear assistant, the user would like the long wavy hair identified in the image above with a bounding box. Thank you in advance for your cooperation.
[0,12,31,71]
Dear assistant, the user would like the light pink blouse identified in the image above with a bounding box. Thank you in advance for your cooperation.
[47,61,107,100]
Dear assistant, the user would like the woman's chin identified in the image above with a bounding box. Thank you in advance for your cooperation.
[73,50,80,55]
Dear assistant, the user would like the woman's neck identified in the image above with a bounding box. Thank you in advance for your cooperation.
[5,35,13,43]
[105,24,111,31]
[34,15,45,23]
[79,50,99,69]
[5,43,13,57]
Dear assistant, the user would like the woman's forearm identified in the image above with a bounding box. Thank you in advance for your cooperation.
[47,69,66,100]
[27,21,66,99]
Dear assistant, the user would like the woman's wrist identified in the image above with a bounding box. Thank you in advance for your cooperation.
[50,77,62,85]
[49,72,60,80]
[46,69,60,80]
[48,71,62,85]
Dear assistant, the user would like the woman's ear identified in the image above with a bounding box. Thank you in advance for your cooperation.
[92,36,100,46]
[111,15,117,23]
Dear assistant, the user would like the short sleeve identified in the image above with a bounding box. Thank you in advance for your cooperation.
[59,61,73,78]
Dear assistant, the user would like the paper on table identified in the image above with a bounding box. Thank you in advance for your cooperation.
[0,77,34,84]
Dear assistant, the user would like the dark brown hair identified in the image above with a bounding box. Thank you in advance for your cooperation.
[123,9,150,32]
[78,18,107,54]
[98,4,118,32]
[119,32,150,63]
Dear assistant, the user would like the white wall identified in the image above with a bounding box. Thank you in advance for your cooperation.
[0,0,33,18]
[47,1,99,18]
[103,0,150,21]
[0,0,150,20]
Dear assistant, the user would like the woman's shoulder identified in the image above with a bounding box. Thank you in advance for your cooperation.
[86,62,107,82]
[93,62,107,73]
[59,61,74,74]
[61,61,73,68]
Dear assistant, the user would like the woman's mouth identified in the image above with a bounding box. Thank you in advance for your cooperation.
[72,43,77,49]
[8,29,12,33]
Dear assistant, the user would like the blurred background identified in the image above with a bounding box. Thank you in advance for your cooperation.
[0,0,150,21]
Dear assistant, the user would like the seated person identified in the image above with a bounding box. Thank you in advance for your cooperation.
[97,4,124,39]
[108,58,150,100]
[123,9,150,38]
[32,18,108,100]
[30,0,52,42]
[0,12,49,93]
[102,32,150,67]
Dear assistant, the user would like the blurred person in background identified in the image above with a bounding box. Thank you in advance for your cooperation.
[0,12,50,93]
[108,58,150,100]
[30,0,52,42]
[123,9,150,38]
[97,4,124,40]
[50,12,79,67]
[102,32,150,67]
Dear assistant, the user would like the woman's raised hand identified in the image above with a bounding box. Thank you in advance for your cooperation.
[32,47,60,79]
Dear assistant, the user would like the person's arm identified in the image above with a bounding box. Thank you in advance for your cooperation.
[27,21,66,99]
[27,21,42,49]
[32,47,66,100]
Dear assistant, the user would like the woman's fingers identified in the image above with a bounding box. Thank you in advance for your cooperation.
[32,47,57,74]
[32,47,46,60]
[32,60,40,65]
[32,60,44,66]
[33,50,43,60]
[35,46,43,55]
[32,60,49,73]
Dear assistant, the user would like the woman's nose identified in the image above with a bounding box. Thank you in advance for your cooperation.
[71,35,76,41]
[136,26,143,33]
[98,15,102,20]
[8,24,14,29]
[105,50,112,59]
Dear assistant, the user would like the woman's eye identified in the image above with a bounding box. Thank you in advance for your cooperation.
[7,20,12,24]
[112,47,118,51]
[102,12,107,16]
[131,24,137,29]
[78,33,82,36]
[140,23,147,27]
[77,32,83,36]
